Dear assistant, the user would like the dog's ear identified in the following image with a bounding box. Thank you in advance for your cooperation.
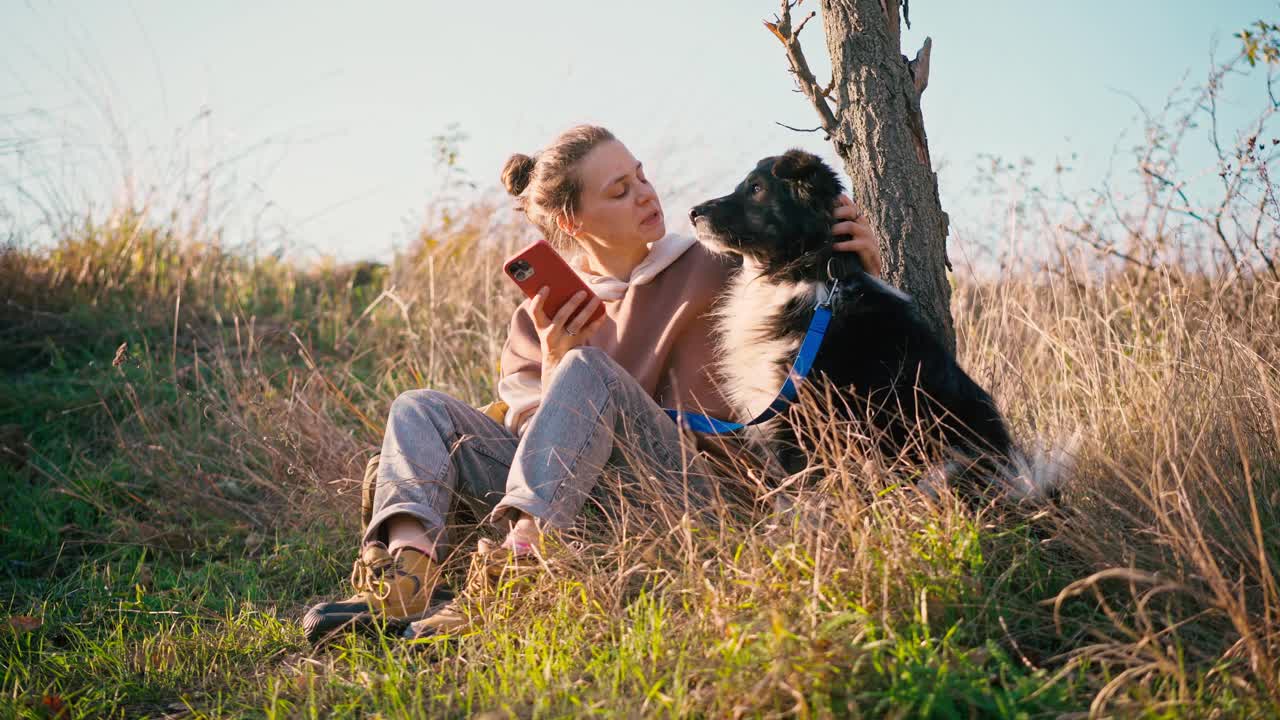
[771,149,824,182]
[771,149,843,204]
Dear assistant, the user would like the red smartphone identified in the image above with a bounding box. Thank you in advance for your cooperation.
[503,239,606,325]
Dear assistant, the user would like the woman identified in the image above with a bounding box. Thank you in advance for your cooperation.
[303,125,883,643]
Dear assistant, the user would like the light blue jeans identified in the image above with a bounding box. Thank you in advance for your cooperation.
[363,347,721,550]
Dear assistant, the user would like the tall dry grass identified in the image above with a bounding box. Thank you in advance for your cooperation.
[5,194,1278,714]
[961,269,1279,713]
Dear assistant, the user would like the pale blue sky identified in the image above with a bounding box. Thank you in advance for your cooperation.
[2,1,1275,262]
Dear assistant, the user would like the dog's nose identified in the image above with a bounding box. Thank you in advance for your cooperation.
[689,205,705,223]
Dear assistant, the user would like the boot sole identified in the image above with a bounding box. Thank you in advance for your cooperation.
[303,587,455,645]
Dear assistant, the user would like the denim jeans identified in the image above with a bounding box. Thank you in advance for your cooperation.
[363,347,721,549]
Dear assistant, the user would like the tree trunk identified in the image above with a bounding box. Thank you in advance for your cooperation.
[768,0,955,351]
[821,0,953,350]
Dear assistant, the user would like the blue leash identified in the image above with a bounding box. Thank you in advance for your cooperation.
[664,278,839,434]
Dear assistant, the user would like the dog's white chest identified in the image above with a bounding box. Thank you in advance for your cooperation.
[713,265,819,425]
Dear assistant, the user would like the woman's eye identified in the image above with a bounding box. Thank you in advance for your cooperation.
[612,187,628,199]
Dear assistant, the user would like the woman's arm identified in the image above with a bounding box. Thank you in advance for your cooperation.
[830,194,884,277]
[496,287,607,435]
[497,305,543,434]
[527,287,606,385]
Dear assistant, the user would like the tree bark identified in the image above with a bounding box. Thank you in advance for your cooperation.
[769,0,955,351]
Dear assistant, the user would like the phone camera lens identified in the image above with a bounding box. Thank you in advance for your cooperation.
[507,260,534,282]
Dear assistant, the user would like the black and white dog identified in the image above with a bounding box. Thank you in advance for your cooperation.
[691,149,1062,503]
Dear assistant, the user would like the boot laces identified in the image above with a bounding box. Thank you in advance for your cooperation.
[349,550,400,600]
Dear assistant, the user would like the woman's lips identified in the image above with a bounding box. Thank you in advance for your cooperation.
[641,210,662,227]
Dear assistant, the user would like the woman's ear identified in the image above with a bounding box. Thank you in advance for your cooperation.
[555,213,581,238]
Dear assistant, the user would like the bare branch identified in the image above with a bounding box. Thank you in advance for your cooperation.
[774,121,824,134]
[1061,222,1159,271]
[794,9,817,36]
[1141,166,1207,224]
[765,0,839,137]
[764,16,785,43]
[908,36,932,95]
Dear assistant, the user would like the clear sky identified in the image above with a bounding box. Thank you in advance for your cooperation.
[2,1,1275,262]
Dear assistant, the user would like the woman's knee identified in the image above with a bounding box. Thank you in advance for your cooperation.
[547,348,629,405]
[388,389,454,429]
[558,346,620,379]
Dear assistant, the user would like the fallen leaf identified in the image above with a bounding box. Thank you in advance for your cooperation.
[292,672,319,694]
[7,615,42,633]
[40,693,68,718]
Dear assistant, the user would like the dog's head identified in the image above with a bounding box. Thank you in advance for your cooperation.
[690,149,846,278]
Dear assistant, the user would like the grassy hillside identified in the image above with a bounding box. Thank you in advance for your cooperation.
[1,200,1277,718]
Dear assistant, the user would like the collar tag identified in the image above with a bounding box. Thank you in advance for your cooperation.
[817,279,841,310]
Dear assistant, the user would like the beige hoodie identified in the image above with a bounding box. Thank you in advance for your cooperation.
[497,232,739,445]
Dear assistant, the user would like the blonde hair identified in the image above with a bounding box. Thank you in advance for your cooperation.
[501,124,616,250]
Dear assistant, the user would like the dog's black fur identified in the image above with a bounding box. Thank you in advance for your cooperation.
[691,149,1015,496]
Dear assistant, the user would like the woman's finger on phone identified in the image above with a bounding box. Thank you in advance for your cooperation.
[566,296,603,335]
[551,290,588,327]
[529,286,551,327]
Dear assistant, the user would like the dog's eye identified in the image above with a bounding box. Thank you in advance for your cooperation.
[749,183,762,195]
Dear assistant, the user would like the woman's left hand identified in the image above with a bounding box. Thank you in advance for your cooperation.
[831,194,883,278]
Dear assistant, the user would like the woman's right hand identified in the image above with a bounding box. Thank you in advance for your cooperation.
[529,286,607,383]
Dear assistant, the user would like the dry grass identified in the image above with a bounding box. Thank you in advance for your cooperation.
[2,196,1278,716]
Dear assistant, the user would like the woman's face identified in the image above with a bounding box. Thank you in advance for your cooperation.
[567,139,665,248]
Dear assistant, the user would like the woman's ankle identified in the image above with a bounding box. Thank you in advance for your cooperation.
[387,539,438,562]
[501,514,544,556]
[384,514,439,561]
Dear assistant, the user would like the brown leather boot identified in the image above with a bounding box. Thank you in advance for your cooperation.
[302,543,450,644]
[403,538,545,640]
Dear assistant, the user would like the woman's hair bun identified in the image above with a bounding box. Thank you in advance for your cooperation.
[501,153,536,196]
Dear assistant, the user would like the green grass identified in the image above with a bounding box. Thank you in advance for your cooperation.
[0,505,1077,718]
[2,214,1278,718]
